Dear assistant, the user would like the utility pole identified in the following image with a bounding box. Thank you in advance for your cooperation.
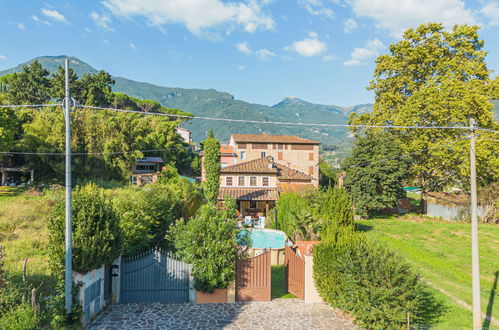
[64,58,73,314]
[469,118,481,329]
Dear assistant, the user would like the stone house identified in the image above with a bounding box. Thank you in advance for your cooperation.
[130,157,164,186]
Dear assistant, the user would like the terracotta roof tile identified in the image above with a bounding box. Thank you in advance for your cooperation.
[275,163,312,180]
[218,188,279,201]
[232,134,320,145]
[221,156,278,174]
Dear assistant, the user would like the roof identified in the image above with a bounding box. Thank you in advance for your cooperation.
[136,157,164,163]
[221,156,313,181]
[231,134,320,145]
[220,145,237,155]
[274,163,312,180]
[218,188,279,201]
[425,192,471,206]
[221,156,278,174]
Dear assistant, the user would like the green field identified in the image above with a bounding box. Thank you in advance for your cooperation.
[358,218,499,329]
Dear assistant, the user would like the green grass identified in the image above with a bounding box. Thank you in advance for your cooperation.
[358,217,499,328]
[271,265,296,299]
[0,189,62,296]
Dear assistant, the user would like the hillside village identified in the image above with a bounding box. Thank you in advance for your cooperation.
[0,18,499,330]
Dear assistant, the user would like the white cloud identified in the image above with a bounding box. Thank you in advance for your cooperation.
[350,0,476,37]
[0,55,6,60]
[102,0,275,37]
[481,2,499,26]
[17,23,26,30]
[344,38,385,66]
[286,34,327,57]
[90,11,114,31]
[238,65,246,70]
[101,39,110,44]
[31,15,51,25]
[298,0,334,18]
[41,8,68,23]
[130,42,137,50]
[236,41,252,54]
[343,18,358,33]
[84,27,92,33]
[322,54,336,62]
[255,48,276,60]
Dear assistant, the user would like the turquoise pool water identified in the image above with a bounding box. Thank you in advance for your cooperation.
[238,229,287,249]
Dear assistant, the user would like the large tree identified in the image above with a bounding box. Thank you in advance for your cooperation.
[343,132,410,218]
[350,23,499,191]
[6,61,51,105]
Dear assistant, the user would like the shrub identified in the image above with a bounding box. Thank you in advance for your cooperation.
[114,179,203,255]
[314,230,425,328]
[48,183,122,275]
[271,188,353,241]
[169,201,240,292]
[0,303,40,330]
[202,131,221,203]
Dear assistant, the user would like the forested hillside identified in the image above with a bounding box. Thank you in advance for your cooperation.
[0,56,372,145]
[0,60,197,183]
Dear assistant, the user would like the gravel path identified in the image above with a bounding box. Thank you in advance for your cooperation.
[87,299,356,329]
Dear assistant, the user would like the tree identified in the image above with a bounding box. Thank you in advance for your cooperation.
[170,201,240,292]
[349,23,499,191]
[202,131,220,203]
[50,65,83,103]
[48,184,122,274]
[79,70,115,107]
[6,61,51,104]
[0,108,17,152]
[343,132,410,218]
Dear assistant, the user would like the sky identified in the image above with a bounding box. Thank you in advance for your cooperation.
[0,0,498,107]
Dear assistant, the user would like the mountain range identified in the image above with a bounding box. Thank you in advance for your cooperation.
[0,56,371,145]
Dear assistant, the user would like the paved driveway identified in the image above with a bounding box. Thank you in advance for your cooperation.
[88,299,356,329]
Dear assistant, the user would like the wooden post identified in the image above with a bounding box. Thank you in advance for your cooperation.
[265,201,269,217]
[22,258,28,302]
[31,288,36,311]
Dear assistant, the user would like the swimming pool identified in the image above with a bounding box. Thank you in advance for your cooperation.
[238,229,287,249]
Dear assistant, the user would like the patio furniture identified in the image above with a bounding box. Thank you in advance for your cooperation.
[244,216,252,226]
[259,217,266,229]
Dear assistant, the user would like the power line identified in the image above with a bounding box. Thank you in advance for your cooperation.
[320,135,474,170]
[79,104,498,133]
[0,103,61,108]
[0,146,193,156]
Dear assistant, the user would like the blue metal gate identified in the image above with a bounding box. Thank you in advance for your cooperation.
[120,248,190,303]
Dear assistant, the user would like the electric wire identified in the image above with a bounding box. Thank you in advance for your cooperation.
[0,146,193,156]
[78,104,499,134]
[0,103,61,108]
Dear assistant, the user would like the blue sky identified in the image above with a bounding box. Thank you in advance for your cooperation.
[0,0,498,107]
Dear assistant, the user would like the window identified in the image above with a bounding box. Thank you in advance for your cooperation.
[240,151,246,160]
[252,143,268,149]
[238,176,245,186]
[250,177,257,186]
[131,176,137,185]
[309,152,314,161]
[308,166,314,176]
[291,144,314,150]
[278,152,283,160]
[226,176,233,186]
[250,201,257,209]
[261,152,266,158]
[238,143,247,149]
[262,177,269,186]
[277,143,284,150]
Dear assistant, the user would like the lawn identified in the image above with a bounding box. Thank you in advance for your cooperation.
[358,217,499,329]
[271,265,296,299]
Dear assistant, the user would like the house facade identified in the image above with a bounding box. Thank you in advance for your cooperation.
[228,134,320,187]
[130,157,164,186]
[0,154,34,186]
[218,156,315,217]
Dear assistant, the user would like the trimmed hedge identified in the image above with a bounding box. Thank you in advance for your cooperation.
[313,230,425,328]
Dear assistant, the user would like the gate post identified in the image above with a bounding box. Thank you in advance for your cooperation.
[111,256,121,303]
[304,254,322,303]
[188,264,196,303]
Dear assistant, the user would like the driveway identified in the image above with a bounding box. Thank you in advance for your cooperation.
[88,299,356,329]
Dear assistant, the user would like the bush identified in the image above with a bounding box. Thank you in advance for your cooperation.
[114,178,203,255]
[271,188,353,241]
[169,201,240,292]
[0,303,40,330]
[48,183,122,274]
[314,230,425,328]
